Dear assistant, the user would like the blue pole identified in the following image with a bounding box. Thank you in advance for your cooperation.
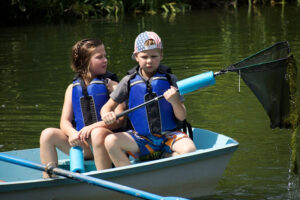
[69,146,85,173]
[0,153,189,200]
[177,71,215,95]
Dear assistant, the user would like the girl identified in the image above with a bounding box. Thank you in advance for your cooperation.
[40,39,125,178]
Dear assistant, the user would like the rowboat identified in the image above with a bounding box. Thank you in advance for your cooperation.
[0,128,238,200]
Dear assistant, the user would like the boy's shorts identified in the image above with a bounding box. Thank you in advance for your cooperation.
[127,130,188,161]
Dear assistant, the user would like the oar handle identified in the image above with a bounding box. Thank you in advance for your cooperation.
[116,95,164,119]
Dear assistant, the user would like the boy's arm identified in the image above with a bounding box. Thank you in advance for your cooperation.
[100,98,120,125]
[163,86,187,121]
[105,78,118,93]
[78,102,126,142]
[171,101,186,121]
[86,101,126,129]
[101,75,130,124]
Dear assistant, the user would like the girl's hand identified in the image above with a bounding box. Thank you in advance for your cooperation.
[163,86,180,104]
[102,111,116,125]
[78,124,95,142]
[68,132,81,147]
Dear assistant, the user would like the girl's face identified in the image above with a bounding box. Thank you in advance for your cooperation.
[89,45,107,77]
[135,49,163,79]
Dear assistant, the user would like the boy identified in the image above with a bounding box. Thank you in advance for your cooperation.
[101,31,196,167]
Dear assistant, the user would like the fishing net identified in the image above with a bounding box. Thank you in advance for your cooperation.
[224,41,299,129]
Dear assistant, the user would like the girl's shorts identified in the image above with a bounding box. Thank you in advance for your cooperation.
[127,130,188,161]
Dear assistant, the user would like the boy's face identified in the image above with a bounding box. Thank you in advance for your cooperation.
[135,48,163,78]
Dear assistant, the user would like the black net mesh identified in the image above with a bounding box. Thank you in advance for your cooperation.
[226,41,299,129]
[229,41,290,69]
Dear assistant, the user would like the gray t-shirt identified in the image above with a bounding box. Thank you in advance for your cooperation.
[110,68,184,103]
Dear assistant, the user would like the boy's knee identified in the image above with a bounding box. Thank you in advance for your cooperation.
[174,141,196,155]
[182,143,196,154]
[185,145,196,153]
[104,134,117,149]
[91,128,110,144]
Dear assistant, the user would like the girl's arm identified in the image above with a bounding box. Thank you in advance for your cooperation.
[60,84,81,146]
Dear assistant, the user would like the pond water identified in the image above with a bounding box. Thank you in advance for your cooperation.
[0,3,300,200]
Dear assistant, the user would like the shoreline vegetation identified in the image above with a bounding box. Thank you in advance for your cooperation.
[1,0,299,26]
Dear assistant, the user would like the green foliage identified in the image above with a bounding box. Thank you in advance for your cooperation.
[161,2,191,14]
[71,1,96,19]
[285,55,299,175]
[1,0,299,25]
[96,0,124,16]
[1,0,125,23]
[284,56,299,129]
[291,127,298,174]
[130,0,191,15]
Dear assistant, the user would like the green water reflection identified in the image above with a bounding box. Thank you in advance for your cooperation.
[0,4,299,200]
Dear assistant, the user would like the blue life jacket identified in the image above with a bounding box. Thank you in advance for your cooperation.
[127,65,178,137]
[72,76,109,131]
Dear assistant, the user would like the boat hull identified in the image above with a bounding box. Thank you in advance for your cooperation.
[0,128,239,200]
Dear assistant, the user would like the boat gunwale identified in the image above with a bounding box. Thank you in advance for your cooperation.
[0,128,239,193]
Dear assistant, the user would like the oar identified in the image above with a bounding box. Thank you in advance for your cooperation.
[0,152,189,200]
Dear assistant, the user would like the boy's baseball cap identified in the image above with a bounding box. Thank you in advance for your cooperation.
[132,31,163,59]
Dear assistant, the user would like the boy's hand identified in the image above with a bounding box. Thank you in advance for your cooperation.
[163,86,180,104]
[102,111,116,125]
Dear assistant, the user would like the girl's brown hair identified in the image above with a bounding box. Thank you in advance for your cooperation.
[71,38,103,80]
